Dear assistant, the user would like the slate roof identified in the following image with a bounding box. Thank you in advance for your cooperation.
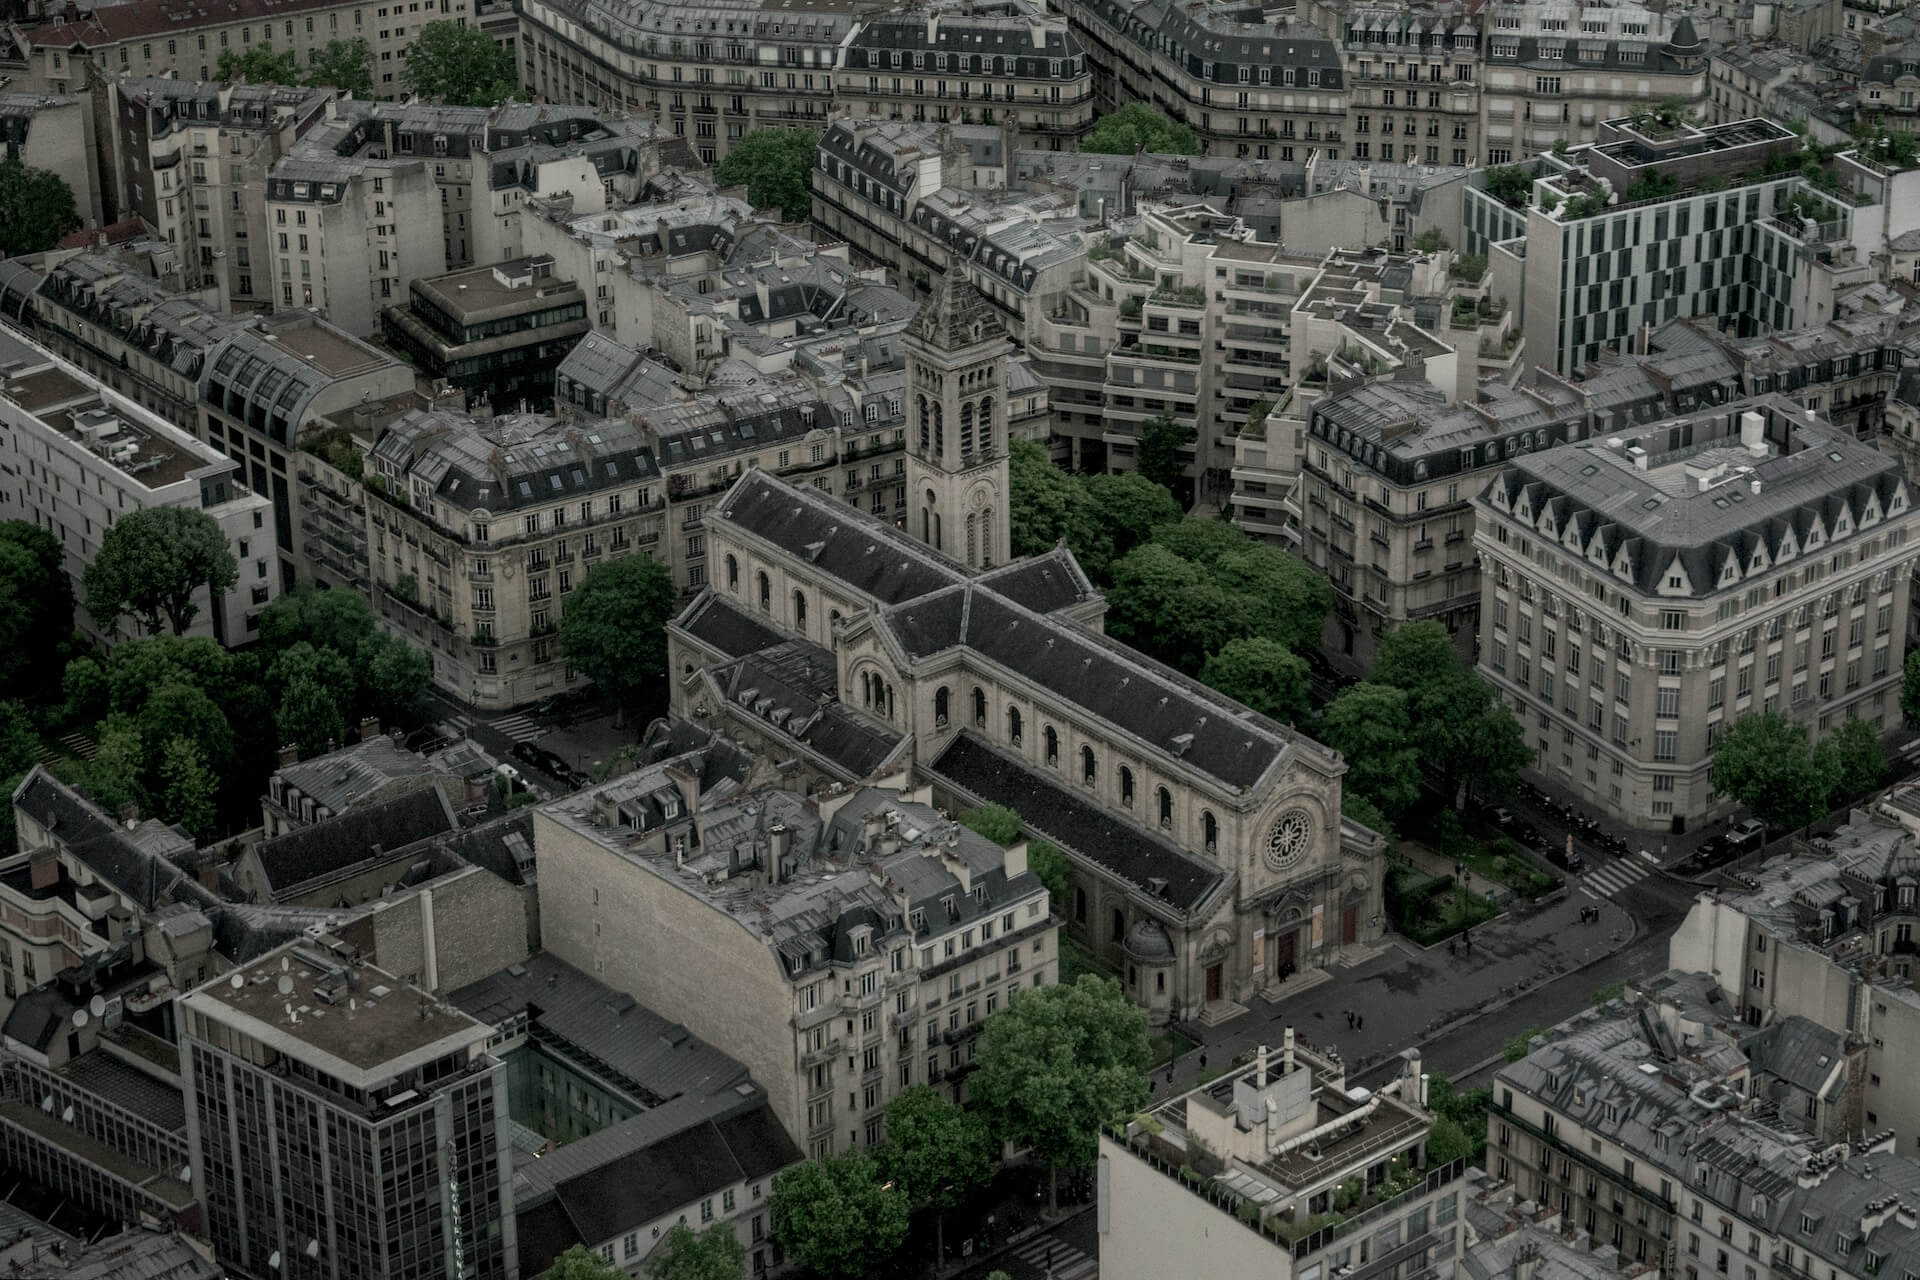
[249,786,453,898]
[548,1106,800,1248]
[273,735,435,817]
[451,952,750,1108]
[1,985,77,1054]
[929,733,1226,912]
[711,642,905,779]
[1740,1016,1846,1100]
[884,586,1288,790]
[12,767,215,914]
[673,592,786,660]
[444,811,537,887]
[976,548,1095,614]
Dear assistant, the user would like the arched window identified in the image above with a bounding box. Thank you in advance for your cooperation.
[756,571,770,612]
[1073,886,1087,924]
[725,554,739,591]
[934,686,951,727]
[1082,745,1096,785]
[916,394,932,452]
[1111,908,1125,943]
[861,673,872,707]
[978,395,994,454]
[884,682,896,722]
[1120,767,1134,808]
[981,510,994,568]
[792,590,807,631]
[972,686,987,728]
[959,400,975,456]
[830,608,842,631]
[1008,706,1023,746]
[1043,725,1059,767]
[933,401,945,455]
[1157,787,1173,829]
[965,512,977,567]
[1203,810,1218,854]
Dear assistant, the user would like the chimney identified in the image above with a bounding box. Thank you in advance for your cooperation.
[1283,1025,1296,1073]
[1256,1043,1269,1087]
[1740,409,1767,457]
[28,848,58,893]
[279,743,299,767]
[1515,1240,1541,1280]
[359,716,381,742]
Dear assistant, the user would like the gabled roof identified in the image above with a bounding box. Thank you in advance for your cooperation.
[929,733,1226,913]
[249,786,453,898]
[12,767,215,913]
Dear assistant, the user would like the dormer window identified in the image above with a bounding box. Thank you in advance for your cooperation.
[942,894,958,920]
[910,908,926,932]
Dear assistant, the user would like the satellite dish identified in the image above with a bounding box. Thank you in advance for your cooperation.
[88,996,106,1018]
[277,975,295,995]
[229,974,245,990]
[268,1251,282,1270]
[61,1106,73,1123]
[71,1009,88,1029]
[178,1166,190,1183]
[305,1239,320,1259]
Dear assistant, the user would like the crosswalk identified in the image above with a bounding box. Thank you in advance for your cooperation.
[444,713,545,745]
[1000,1232,1096,1280]
[1580,856,1651,899]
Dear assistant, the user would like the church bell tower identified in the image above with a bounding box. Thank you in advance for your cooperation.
[903,261,1012,569]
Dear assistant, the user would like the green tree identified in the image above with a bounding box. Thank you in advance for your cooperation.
[0,522,74,703]
[259,585,377,657]
[0,155,81,255]
[217,45,302,83]
[878,1085,993,1265]
[404,20,518,105]
[1341,791,1396,846]
[0,702,38,780]
[84,717,148,819]
[546,1245,624,1280]
[1027,839,1072,916]
[85,507,238,637]
[971,974,1151,1214]
[362,633,432,728]
[1425,1116,1474,1166]
[103,635,233,718]
[306,38,373,96]
[270,643,355,757]
[1082,471,1182,577]
[715,128,818,221]
[644,1222,747,1280]
[1206,544,1332,655]
[1371,623,1525,807]
[1372,621,1459,694]
[1199,637,1310,725]
[560,555,678,722]
[137,682,234,780]
[1711,711,1833,835]
[1319,683,1422,818]
[1134,413,1196,493]
[959,804,1023,845]
[770,1150,909,1279]
[61,658,108,726]
[1009,439,1100,561]
[157,736,218,839]
[1103,544,1239,674]
[1818,716,1885,804]
[1484,164,1535,207]
[1082,102,1200,155]
[1901,649,1920,725]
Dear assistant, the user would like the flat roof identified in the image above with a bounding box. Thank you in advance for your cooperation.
[413,260,585,321]
[265,320,392,379]
[184,943,487,1081]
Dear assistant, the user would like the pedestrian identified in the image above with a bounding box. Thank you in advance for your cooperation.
[1198,1051,1207,1070]
[1356,1013,1364,1031]
[1449,937,1457,957]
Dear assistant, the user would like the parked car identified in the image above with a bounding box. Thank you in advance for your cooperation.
[1725,818,1767,850]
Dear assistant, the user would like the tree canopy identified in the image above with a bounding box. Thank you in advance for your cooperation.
[1134,414,1196,494]
[0,521,74,703]
[644,1223,747,1280]
[877,1086,993,1263]
[1820,716,1885,802]
[560,555,679,716]
[1901,649,1920,726]
[85,507,238,638]
[217,45,301,84]
[959,805,1070,918]
[1318,682,1422,820]
[1198,637,1311,726]
[970,975,1151,1212]
[0,155,82,257]
[404,21,518,105]
[770,1150,909,1278]
[1367,622,1529,807]
[1007,440,1186,583]
[715,128,817,221]
[306,38,374,96]
[1082,103,1200,156]
[546,1246,624,1280]
[1710,711,1834,834]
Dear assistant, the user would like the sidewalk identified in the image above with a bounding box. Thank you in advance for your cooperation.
[1158,887,1635,1095]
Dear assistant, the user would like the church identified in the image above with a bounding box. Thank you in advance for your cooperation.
[665,271,1386,1024]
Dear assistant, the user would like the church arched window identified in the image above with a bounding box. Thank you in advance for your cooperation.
[966,512,977,567]
[1082,745,1096,786]
[1007,706,1023,746]
[792,590,807,632]
[972,686,987,727]
[917,394,932,452]
[1203,810,1218,854]
[725,554,738,591]
[756,571,770,612]
[978,395,994,454]
[860,672,872,706]
[1043,725,1059,767]
[1157,787,1173,829]
[959,400,975,456]
[1119,766,1134,808]
[934,686,950,727]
